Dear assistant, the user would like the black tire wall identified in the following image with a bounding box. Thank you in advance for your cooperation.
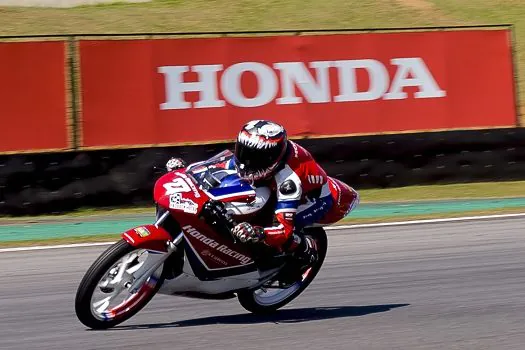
[2,128,525,216]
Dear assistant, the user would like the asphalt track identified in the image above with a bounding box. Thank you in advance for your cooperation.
[1,217,524,349]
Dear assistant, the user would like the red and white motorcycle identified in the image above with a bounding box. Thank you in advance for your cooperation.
[75,150,328,329]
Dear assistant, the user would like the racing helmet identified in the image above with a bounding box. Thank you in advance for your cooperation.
[234,120,288,182]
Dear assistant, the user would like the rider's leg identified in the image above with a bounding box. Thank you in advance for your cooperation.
[317,177,360,225]
[289,178,359,268]
[279,187,334,279]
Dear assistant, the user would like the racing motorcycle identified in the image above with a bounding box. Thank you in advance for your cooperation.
[75,150,328,329]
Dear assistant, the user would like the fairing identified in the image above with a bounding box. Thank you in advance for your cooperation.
[155,150,271,218]
[122,225,172,252]
[122,150,282,295]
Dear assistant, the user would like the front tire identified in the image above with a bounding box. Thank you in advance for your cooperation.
[237,228,328,314]
[75,240,165,329]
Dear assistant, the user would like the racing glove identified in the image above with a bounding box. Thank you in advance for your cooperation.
[166,157,186,171]
[232,222,265,244]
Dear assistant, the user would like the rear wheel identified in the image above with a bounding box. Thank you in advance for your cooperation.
[75,240,165,329]
[237,228,328,314]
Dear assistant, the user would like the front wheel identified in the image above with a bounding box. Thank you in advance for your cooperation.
[237,228,328,314]
[75,240,166,329]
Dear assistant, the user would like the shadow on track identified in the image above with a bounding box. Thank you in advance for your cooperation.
[109,304,409,330]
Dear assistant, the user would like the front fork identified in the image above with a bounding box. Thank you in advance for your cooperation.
[125,210,185,293]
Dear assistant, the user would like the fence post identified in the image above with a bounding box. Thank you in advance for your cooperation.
[68,36,80,149]
[510,24,522,126]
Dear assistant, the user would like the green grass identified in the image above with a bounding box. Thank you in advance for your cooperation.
[0,1,443,35]
[0,0,524,117]
[341,206,525,224]
[360,180,525,202]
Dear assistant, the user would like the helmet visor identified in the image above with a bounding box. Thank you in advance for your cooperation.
[234,142,284,177]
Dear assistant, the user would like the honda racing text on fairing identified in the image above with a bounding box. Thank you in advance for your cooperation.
[158,58,446,110]
[183,225,253,265]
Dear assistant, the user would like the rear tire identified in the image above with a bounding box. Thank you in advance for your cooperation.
[237,228,328,314]
[75,240,165,329]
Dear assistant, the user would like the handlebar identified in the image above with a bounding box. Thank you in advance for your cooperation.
[200,200,239,243]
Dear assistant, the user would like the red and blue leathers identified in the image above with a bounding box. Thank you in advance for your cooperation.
[174,140,359,251]
[254,140,359,250]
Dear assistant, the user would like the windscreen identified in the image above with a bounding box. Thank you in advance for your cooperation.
[186,150,237,191]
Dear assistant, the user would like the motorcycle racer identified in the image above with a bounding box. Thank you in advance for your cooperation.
[167,120,359,275]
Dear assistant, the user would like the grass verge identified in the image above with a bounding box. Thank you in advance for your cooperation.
[341,206,525,224]
[2,206,524,248]
[360,181,525,203]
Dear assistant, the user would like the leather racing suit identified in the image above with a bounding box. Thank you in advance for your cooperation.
[169,140,359,252]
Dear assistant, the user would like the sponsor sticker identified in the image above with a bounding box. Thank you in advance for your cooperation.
[169,194,198,214]
[134,227,150,238]
[200,249,228,266]
[284,212,295,220]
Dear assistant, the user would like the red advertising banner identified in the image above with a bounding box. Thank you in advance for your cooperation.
[79,30,516,148]
[0,41,69,153]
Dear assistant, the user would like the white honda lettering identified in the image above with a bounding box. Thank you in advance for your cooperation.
[334,59,389,102]
[183,225,253,264]
[184,225,219,248]
[158,65,225,110]
[384,58,446,100]
[159,58,445,109]
[217,245,252,265]
[221,62,278,107]
[275,61,331,104]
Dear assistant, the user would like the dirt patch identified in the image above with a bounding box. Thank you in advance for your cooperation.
[395,0,435,10]
[394,0,458,25]
[0,0,150,8]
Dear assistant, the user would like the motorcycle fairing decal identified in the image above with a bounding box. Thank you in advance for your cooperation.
[182,224,254,267]
[184,235,252,271]
[200,186,256,203]
[208,185,255,197]
[209,189,256,201]
[182,237,258,281]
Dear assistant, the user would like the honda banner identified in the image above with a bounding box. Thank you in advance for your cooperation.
[0,41,70,153]
[79,29,516,148]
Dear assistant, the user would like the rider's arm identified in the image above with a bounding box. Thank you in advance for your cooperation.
[263,167,303,248]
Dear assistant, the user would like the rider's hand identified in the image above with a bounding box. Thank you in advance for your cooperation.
[166,158,186,171]
[232,222,265,243]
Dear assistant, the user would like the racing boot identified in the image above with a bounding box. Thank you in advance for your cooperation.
[295,235,319,276]
[278,233,319,287]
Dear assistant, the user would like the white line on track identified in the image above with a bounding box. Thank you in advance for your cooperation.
[1,212,524,253]
[0,242,115,253]
[324,212,525,230]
